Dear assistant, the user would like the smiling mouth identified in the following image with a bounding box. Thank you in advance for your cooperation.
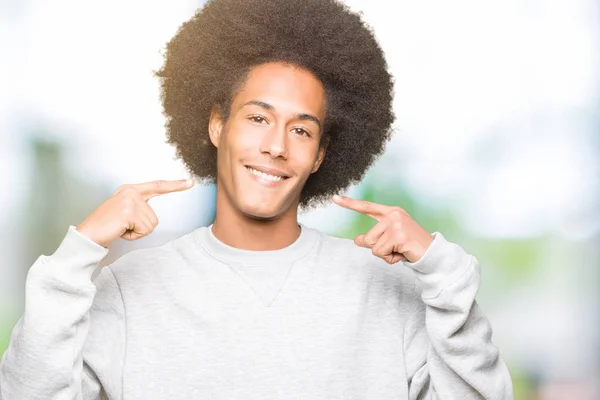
[245,166,290,183]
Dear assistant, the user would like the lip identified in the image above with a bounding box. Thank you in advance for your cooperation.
[245,165,290,178]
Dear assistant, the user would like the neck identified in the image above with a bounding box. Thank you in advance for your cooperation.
[211,189,301,251]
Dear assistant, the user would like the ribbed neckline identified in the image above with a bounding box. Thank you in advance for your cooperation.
[195,223,320,266]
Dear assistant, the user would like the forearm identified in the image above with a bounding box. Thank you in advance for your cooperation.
[0,226,108,399]
[404,232,513,399]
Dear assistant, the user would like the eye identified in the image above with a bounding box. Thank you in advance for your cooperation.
[292,127,311,137]
[249,115,268,124]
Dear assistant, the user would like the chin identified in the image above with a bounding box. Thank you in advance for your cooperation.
[238,200,286,221]
[241,208,283,221]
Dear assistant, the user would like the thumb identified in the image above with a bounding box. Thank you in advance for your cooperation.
[354,234,370,248]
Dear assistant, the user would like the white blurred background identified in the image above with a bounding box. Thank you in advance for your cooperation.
[1,0,598,398]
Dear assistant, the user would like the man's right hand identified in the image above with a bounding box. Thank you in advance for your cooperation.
[76,179,195,248]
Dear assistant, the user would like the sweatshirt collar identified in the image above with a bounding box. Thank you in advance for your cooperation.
[196,223,320,266]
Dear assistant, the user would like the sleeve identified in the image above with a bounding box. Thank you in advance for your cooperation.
[402,231,514,400]
[0,226,126,400]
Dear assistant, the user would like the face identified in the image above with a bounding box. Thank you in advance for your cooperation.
[208,62,327,221]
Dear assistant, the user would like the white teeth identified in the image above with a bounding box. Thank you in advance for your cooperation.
[247,167,285,182]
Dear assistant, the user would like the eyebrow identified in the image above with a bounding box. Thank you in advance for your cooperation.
[241,100,322,130]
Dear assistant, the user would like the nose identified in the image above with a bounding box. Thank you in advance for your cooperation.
[260,124,288,159]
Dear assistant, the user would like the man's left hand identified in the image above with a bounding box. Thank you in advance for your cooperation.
[332,195,434,264]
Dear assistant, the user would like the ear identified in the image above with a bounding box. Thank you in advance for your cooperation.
[208,106,225,148]
[311,143,328,174]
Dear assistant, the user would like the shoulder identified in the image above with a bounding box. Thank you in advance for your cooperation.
[315,229,416,292]
[315,230,375,266]
[103,227,205,283]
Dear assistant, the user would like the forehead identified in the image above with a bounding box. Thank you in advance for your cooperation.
[232,62,326,121]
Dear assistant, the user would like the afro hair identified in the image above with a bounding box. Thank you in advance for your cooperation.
[156,0,395,210]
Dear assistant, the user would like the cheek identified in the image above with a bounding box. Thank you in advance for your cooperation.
[298,146,321,171]
[225,126,261,157]
[221,137,247,163]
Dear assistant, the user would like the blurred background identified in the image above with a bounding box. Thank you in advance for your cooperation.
[1,0,598,398]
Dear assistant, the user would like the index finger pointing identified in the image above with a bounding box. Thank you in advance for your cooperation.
[136,179,195,200]
[332,195,391,220]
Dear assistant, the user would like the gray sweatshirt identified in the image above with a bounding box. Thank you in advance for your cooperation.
[0,223,513,399]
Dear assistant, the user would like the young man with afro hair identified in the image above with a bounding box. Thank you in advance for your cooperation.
[1,0,513,398]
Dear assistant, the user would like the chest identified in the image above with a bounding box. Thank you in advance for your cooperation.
[119,262,413,399]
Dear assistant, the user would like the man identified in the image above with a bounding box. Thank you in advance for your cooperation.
[0,0,513,398]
